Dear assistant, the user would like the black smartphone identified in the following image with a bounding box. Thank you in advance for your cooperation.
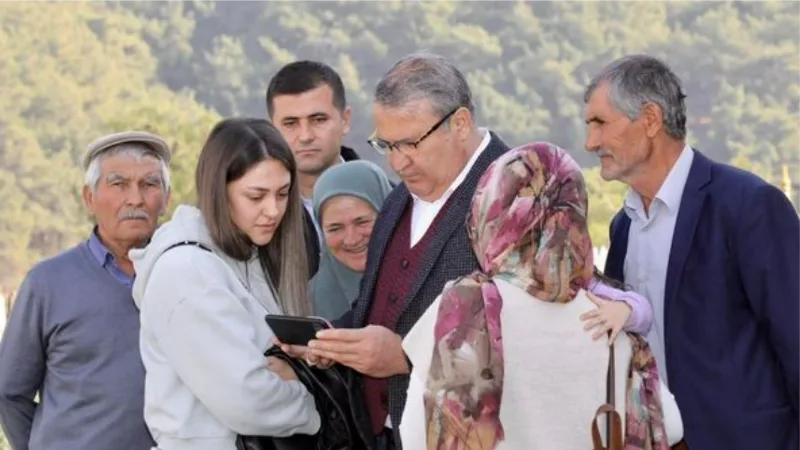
[265,315,332,346]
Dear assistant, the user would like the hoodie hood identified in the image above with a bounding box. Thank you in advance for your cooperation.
[130,204,216,308]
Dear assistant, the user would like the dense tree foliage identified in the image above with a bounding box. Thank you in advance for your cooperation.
[0,1,219,295]
[0,0,797,303]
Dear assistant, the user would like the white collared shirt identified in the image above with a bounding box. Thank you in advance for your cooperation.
[622,145,694,385]
[408,128,491,247]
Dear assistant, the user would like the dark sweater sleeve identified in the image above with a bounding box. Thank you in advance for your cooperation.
[0,273,46,450]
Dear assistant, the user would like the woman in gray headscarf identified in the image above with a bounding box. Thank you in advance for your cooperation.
[309,160,393,319]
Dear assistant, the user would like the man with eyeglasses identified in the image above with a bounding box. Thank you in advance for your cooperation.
[291,51,511,450]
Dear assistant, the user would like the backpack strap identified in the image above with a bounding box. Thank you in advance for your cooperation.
[163,240,212,253]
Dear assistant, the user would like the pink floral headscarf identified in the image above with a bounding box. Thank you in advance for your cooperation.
[423,142,668,450]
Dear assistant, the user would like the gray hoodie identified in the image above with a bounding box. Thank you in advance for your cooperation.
[130,205,320,450]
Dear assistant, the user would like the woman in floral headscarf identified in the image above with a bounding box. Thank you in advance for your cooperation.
[399,142,683,449]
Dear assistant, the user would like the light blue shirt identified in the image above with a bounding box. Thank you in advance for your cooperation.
[87,227,134,288]
[622,145,694,385]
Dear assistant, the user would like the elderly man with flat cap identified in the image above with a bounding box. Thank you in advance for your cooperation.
[0,131,172,450]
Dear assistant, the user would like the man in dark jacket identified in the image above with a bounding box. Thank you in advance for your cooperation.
[303,52,511,450]
[267,61,360,278]
[589,54,798,450]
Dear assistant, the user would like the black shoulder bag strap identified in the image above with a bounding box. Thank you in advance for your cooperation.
[163,240,212,253]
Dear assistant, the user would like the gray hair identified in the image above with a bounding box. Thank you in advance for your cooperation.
[374,51,475,124]
[84,143,171,193]
[584,54,687,140]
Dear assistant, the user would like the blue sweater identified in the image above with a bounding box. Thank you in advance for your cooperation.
[0,241,154,450]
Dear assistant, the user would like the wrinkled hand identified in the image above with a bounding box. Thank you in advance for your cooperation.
[580,291,632,344]
[307,325,408,378]
[265,356,299,381]
[273,338,334,370]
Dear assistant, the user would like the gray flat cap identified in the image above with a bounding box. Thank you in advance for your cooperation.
[83,131,171,170]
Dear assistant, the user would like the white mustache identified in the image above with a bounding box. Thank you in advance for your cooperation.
[119,208,150,220]
[596,149,613,157]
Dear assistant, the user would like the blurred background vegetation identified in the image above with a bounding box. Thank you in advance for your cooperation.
[0,1,797,339]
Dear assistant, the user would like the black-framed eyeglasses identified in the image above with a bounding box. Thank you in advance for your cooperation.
[367,107,460,156]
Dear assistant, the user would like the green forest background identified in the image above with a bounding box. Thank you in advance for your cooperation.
[0,1,798,446]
